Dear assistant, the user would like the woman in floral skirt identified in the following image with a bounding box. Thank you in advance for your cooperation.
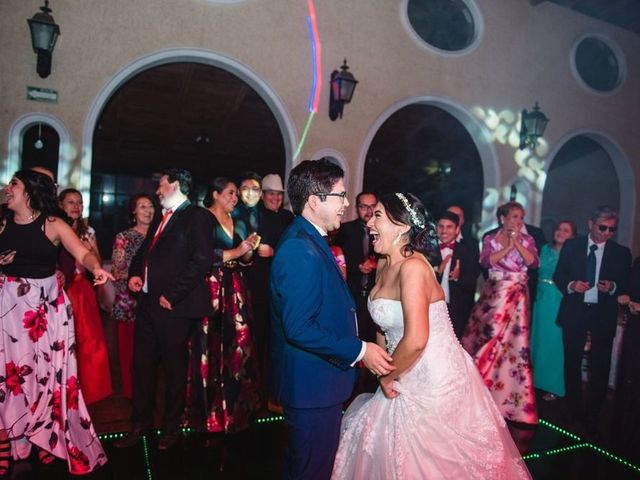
[0,170,113,474]
[462,201,539,424]
[185,177,260,433]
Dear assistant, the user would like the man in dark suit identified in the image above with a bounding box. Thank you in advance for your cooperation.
[435,211,479,339]
[246,173,294,402]
[554,206,631,433]
[115,168,214,450]
[269,159,393,480]
[336,192,378,343]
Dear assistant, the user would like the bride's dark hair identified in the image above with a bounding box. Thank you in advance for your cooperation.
[378,192,439,264]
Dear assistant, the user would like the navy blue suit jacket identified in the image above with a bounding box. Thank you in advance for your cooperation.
[269,216,361,408]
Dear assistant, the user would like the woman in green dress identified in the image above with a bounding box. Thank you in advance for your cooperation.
[530,220,576,399]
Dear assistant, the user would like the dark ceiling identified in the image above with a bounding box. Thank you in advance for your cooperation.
[535,0,640,34]
[92,62,286,182]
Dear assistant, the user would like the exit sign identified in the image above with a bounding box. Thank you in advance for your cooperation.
[27,86,58,103]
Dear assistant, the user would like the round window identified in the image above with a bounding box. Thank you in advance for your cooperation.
[573,36,623,93]
[407,0,477,52]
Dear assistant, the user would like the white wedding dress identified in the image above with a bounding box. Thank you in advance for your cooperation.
[332,299,532,480]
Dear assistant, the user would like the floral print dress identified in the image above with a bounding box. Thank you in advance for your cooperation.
[462,231,539,424]
[110,228,146,398]
[185,214,260,433]
[0,216,106,474]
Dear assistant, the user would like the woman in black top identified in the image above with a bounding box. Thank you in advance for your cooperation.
[0,170,113,474]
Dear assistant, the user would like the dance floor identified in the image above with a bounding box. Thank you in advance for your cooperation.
[7,310,637,479]
[9,404,640,479]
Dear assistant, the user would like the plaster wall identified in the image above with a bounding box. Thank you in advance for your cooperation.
[0,0,638,251]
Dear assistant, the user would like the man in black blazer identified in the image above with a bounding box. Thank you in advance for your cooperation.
[554,206,631,432]
[435,211,479,339]
[336,192,378,344]
[116,168,215,450]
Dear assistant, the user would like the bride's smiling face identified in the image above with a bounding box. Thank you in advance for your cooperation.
[366,202,408,255]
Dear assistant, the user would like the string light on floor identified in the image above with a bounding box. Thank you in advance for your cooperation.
[142,435,153,480]
[586,443,640,473]
[538,418,582,441]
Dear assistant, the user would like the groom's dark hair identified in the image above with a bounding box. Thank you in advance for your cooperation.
[287,158,344,215]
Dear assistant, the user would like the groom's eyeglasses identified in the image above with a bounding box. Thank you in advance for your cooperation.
[316,192,348,203]
[597,224,617,233]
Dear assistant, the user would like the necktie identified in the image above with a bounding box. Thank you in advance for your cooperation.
[248,207,259,232]
[586,244,597,286]
[148,209,173,252]
[440,242,456,250]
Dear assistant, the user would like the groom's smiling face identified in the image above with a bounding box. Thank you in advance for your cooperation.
[310,178,348,232]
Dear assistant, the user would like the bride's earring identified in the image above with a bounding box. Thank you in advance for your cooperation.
[392,232,402,246]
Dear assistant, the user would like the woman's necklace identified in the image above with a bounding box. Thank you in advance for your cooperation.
[15,211,38,224]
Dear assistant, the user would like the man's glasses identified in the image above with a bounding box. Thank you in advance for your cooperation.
[316,191,347,202]
[597,224,617,233]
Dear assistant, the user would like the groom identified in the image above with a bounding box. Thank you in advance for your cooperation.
[269,159,394,480]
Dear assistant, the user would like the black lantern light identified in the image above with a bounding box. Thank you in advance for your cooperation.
[519,102,549,150]
[27,0,61,78]
[329,59,358,121]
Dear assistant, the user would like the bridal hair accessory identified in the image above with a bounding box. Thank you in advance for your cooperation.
[395,193,425,229]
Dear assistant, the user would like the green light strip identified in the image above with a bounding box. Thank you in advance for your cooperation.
[538,418,582,441]
[585,443,640,473]
[537,419,640,472]
[142,435,153,480]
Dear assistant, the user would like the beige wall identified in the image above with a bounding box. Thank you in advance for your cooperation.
[1,0,639,252]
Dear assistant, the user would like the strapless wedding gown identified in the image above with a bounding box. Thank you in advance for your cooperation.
[332,299,531,479]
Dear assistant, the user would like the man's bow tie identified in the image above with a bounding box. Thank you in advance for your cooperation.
[439,242,456,250]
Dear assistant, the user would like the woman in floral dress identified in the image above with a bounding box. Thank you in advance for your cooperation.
[110,194,155,399]
[59,189,112,405]
[462,201,539,424]
[0,170,113,473]
[185,177,260,433]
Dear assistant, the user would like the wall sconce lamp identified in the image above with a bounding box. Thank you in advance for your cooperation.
[519,102,549,150]
[27,0,60,78]
[329,59,358,121]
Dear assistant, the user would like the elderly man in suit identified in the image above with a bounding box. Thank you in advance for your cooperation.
[115,168,214,450]
[269,159,394,480]
[435,211,479,339]
[554,206,631,434]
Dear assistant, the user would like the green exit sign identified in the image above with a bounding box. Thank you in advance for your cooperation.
[27,86,58,103]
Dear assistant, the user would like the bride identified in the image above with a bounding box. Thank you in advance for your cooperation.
[331,193,531,479]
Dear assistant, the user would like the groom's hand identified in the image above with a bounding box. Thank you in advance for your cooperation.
[362,342,395,377]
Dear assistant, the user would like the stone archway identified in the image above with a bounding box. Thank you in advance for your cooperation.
[542,130,635,247]
[72,47,298,207]
[358,96,498,241]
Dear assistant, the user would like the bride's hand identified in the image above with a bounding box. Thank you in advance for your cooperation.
[379,375,399,399]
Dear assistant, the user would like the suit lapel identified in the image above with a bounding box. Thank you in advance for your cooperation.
[154,200,191,249]
[297,217,353,299]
